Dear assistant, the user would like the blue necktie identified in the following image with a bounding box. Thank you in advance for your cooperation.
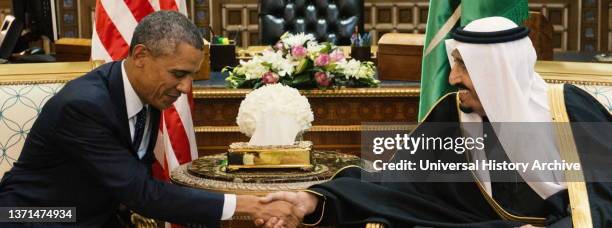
[132,107,147,151]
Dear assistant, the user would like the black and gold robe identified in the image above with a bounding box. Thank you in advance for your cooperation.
[303,84,612,228]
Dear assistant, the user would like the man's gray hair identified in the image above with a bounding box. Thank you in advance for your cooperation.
[130,11,203,56]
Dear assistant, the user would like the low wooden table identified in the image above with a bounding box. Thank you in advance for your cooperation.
[171,151,361,227]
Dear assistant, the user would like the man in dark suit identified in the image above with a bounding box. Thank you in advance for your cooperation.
[0,11,300,227]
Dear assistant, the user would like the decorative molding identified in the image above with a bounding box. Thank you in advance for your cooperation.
[0,61,99,85]
[193,87,421,98]
[543,78,612,86]
[0,60,608,86]
[194,124,417,133]
[536,61,612,86]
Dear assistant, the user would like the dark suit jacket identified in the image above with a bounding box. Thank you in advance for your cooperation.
[0,61,223,227]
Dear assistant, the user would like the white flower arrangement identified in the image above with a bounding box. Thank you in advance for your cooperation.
[305,41,324,56]
[225,32,379,89]
[258,50,296,77]
[236,84,314,137]
[281,32,316,49]
[235,58,267,80]
[336,59,376,79]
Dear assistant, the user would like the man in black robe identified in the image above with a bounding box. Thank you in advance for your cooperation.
[258,16,612,228]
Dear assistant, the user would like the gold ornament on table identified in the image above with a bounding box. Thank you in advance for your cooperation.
[227,84,315,171]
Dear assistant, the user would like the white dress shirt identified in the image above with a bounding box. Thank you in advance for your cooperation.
[120,61,236,220]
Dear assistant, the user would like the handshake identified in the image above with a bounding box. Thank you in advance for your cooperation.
[236,191,320,228]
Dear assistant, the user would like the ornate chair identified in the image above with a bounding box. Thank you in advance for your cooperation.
[259,0,364,45]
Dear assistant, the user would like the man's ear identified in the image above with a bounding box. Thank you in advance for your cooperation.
[131,44,149,67]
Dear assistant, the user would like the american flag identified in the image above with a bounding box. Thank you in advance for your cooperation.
[91,0,198,183]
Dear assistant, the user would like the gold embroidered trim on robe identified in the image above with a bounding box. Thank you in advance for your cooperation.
[547,84,593,228]
[301,189,327,226]
[457,94,547,226]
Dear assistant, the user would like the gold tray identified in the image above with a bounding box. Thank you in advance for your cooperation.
[227,141,313,171]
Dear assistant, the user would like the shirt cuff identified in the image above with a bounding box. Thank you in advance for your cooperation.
[221,194,236,220]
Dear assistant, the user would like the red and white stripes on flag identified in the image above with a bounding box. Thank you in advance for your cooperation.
[91,0,198,183]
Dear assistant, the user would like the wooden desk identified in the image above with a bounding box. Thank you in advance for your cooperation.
[54,38,92,62]
[192,85,420,156]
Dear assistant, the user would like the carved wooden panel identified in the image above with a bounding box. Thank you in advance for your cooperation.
[529,2,571,51]
[211,0,431,47]
[193,98,241,126]
[3,0,609,52]
[190,0,212,39]
[195,131,363,155]
[364,1,428,46]
[529,0,612,52]
[582,0,599,51]
[609,2,612,50]
[80,0,96,39]
[40,0,612,52]
[205,0,612,52]
[57,0,79,38]
[192,87,420,155]
[52,0,210,39]
[193,96,418,126]
[219,3,258,47]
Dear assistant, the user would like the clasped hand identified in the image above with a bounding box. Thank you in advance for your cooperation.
[249,191,319,228]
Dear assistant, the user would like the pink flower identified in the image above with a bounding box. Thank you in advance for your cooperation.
[291,45,307,58]
[329,50,345,62]
[314,54,331,66]
[274,42,284,51]
[262,72,279,84]
[314,72,332,87]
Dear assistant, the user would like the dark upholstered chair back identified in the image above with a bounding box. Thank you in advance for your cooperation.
[259,0,364,45]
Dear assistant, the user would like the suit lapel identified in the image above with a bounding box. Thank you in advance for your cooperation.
[107,61,139,158]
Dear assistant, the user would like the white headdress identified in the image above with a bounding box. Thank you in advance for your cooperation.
[445,17,566,199]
